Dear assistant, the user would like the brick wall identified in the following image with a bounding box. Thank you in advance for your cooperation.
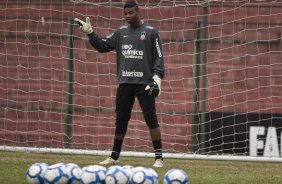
[0,1,282,152]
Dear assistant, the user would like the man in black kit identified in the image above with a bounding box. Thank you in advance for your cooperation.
[75,0,165,167]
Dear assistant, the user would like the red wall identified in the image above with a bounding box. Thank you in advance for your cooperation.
[0,1,282,152]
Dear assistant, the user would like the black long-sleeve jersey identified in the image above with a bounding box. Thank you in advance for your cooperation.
[88,22,164,85]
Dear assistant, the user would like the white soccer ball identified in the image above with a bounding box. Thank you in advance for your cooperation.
[43,163,69,184]
[163,168,188,184]
[122,165,134,181]
[80,165,107,184]
[63,163,82,184]
[26,163,49,184]
[105,165,130,184]
[131,167,156,184]
[147,168,158,184]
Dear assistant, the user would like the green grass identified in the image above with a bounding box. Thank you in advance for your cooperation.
[0,150,282,184]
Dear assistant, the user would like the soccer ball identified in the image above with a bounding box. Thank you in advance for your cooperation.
[63,163,82,184]
[80,165,107,184]
[43,163,69,184]
[147,168,158,184]
[26,163,49,184]
[122,165,134,181]
[105,165,130,184]
[163,168,188,184]
[131,167,156,184]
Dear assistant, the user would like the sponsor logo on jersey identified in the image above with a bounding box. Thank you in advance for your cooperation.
[122,70,143,77]
[122,44,143,59]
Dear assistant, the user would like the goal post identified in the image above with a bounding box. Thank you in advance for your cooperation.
[1,0,282,162]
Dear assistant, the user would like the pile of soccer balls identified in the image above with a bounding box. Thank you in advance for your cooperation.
[26,162,188,184]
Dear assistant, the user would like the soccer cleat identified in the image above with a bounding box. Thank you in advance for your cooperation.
[99,157,119,165]
[153,159,163,168]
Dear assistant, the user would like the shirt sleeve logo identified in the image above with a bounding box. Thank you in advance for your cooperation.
[156,38,162,57]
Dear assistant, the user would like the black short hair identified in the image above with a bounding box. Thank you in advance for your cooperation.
[123,0,139,9]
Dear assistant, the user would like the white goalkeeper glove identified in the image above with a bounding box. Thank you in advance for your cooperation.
[145,75,161,98]
[74,17,93,35]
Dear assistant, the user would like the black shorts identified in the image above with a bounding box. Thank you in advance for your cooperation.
[115,84,159,134]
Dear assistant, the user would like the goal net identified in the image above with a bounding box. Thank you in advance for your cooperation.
[1,0,282,161]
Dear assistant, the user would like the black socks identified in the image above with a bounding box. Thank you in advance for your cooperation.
[152,139,163,160]
[110,139,163,161]
[110,139,123,160]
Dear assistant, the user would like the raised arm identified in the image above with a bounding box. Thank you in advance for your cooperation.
[74,17,117,53]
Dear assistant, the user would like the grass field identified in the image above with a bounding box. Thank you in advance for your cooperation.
[1,150,282,184]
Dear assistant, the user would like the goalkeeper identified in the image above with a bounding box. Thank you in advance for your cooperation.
[75,0,165,167]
